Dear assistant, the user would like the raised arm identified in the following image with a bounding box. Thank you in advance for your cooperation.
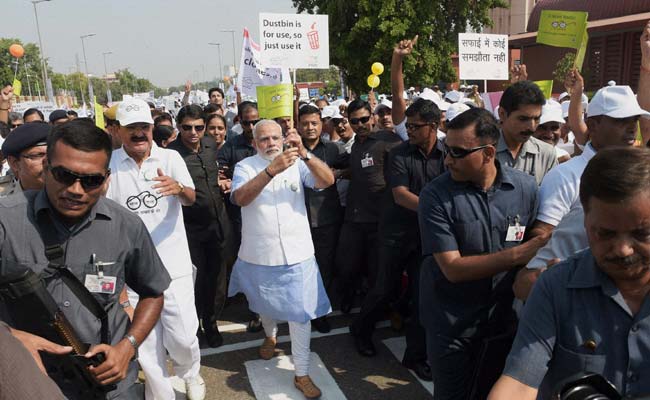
[391,35,418,126]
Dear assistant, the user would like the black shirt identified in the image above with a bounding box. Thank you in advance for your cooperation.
[168,136,231,241]
[217,133,256,177]
[303,138,349,228]
[381,138,446,234]
[345,130,402,224]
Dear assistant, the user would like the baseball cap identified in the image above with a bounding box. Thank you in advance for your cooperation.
[321,105,343,119]
[446,103,470,122]
[444,90,463,103]
[434,99,450,112]
[416,88,441,103]
[375,99,392,113]
[539,101,565,125]
[116,98,154,126]
[586,85,650,119]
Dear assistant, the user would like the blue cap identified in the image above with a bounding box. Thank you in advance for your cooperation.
[1,122,50,157]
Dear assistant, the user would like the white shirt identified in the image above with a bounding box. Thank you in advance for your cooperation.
[232,154,316,266]
[555,146,570,159]
[526,207,588,269]
[536,143,596,226]
[394,120,408,141]
[106,143,195,279]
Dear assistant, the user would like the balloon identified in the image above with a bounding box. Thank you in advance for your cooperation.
[9,44,24,58]
[371,62,384,75]
[367,74,380,89]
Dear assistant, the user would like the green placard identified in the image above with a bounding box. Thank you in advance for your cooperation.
[12,78,22,97]
[537,10,588,50]
[534,80,553,100]
[256,83,294,120]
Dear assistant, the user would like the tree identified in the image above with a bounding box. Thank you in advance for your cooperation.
[292,0,507,94]
[0,38,50,94]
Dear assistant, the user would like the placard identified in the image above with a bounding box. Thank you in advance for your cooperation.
[237,28,290,97]
[458,33,509,80]
[256,83,293,120]
[537,10,588,50]
[259,13,329,69]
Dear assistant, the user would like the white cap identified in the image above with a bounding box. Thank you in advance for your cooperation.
[117,98,154,125]
[461,98,477,107]
[539,100,565,125]
[418,88,441,102]
[321,105,342,119]
[375,98,392,112]
[434,99,450,111]
[331,99,348,108]
[444,90,463,103]
[587,85,650,119]
[607,80,616,86]
[561,101,571,119]
[446,103,470,122]
[558,92,570,102]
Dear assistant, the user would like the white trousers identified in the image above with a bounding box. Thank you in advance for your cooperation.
[260,314,312,376]
[128,274,201,400]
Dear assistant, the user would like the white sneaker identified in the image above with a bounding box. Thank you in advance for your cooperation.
[185,374,206,400]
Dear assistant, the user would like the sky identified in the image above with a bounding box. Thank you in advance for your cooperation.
[3,0,297,88]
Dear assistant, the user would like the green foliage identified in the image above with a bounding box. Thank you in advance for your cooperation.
[296,66,342,96]
[292,0,508,94]
[0,38,48,90]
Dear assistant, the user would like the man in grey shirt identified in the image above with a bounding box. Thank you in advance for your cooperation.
[497,81,558,185]
[489,147,650,399]
[0,120,170,399]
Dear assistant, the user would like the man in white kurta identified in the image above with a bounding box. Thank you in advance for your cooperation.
[228,120,334,399]
[106,98,205,400]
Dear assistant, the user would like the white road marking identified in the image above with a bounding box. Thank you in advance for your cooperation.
[245,353,347,400]
[383,336,434,396]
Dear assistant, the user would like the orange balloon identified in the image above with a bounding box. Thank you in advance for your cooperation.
[9,44,24,58]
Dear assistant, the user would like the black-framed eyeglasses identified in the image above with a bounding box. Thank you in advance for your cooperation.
[20,152,47,161]
[332,118,347,126]
[241,119,261,126]
[405,122,431,131]
[180,124,205,132]
[349,116,371,125]
[444,143,495,159]
[48,165,110,190]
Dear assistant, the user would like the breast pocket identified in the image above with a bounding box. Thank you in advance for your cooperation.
[453,220,486,255]
[548,343,607,384]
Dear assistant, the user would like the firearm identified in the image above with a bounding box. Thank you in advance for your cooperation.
[0,268,115,399]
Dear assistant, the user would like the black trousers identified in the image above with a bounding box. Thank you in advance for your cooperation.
[187,230,229,327]
[335,222,379,302]
[352,231,427,363]
[311,223,341,296]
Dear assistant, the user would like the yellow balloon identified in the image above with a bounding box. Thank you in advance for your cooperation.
[371,62,384,75]
[367,74,380,88]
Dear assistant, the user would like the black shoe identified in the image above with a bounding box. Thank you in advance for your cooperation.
[340,295,353,314]
[350,326,376,357]
[247,314,264,333]
[204,327,224,348]
[402,360,432,381]
[312,316,331,333]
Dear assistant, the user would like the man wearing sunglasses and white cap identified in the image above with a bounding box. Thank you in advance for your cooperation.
[105,98,206,400]
[418,108,549,400]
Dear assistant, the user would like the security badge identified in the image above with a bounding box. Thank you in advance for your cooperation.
[505,215,526,242]
[84,253,117,294]
[361,153,374,168]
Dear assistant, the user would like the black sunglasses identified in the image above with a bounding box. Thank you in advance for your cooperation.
[444,143,495,159]
[405,122,431,131]
[349,116,371,125]
[331,118,347,126]
[48,165,110,190]
[241,119,261,126]
[181,124,205,132]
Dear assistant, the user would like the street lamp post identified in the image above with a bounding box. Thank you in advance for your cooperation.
[208,42,224,87]
[220,30,238,79]
[32,0,53,103]
[80,33,96,107]
[102,51,113,104]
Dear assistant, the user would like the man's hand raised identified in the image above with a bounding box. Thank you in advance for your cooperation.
[564,68,584,96]
[510,64,528,84]
[394,35,418,57]
[267,147,300,177]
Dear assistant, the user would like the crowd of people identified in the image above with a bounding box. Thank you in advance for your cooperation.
[1,21,650,400]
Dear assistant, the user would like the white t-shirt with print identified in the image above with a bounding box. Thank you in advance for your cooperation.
[106,143,195,279]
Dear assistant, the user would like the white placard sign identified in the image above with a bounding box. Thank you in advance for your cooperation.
[458,33,508,80]
[237,28,290,98]
[259,13,329,69]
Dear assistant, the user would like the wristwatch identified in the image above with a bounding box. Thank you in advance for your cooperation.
[124,334,139,360]
[177,181,185,195]
[301,151,313,161]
